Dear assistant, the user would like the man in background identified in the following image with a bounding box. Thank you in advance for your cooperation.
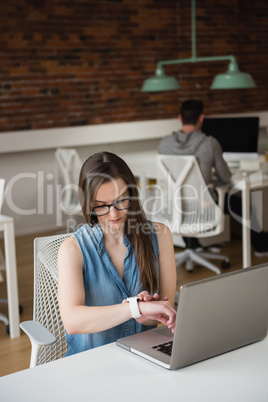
[159,99,231,185]
[158,99,268,256]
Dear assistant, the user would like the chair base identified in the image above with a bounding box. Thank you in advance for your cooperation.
[175,249,230,275]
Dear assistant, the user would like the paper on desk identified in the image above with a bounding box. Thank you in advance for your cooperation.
[240,160,260,171]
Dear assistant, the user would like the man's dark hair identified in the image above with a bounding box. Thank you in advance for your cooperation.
[180,99,203,125]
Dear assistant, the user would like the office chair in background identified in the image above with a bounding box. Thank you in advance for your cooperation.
[20,233,72,367]
[152,155,230,275]
[54,148,83,227]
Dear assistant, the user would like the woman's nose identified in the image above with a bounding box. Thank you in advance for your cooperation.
[109,205,118,217]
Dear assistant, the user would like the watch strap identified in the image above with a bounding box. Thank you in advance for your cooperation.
[127,296,141,319]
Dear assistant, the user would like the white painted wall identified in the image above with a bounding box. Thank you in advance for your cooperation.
[0,119,180,236]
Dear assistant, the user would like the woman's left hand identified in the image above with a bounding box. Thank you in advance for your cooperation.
[138,290,169,302]
[122,291,168,304]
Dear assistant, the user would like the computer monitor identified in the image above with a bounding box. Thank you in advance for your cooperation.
[202,116,259,156]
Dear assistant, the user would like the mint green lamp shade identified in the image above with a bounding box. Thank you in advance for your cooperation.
[142,67,180,92]
[210,60,256,89]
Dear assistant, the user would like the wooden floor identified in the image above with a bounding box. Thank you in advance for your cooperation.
[1,231,268,377]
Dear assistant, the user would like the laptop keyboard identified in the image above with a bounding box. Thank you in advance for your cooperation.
[152,341,173,356]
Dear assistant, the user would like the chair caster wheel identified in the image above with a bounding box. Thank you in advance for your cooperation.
[186,260,194,272]
[222,260,230,269]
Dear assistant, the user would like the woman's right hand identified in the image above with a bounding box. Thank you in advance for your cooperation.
[136,300,177,333]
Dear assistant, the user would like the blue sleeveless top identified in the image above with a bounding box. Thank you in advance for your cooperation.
[65,221,160,357]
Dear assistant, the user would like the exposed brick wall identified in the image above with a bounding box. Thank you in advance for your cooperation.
[0,0,267,133]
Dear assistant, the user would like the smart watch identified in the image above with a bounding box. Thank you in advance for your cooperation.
[126,296,141,319]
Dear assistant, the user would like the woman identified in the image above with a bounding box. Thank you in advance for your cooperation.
[58,151,177,356]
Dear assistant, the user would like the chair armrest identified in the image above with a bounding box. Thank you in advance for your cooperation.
[213,183,230,211]
[20,321,56,368]
[20,320,56,346]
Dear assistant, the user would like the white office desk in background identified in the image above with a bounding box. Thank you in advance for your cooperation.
[231,169,268,268]
[123,150,158,189]
[1,338,268,402]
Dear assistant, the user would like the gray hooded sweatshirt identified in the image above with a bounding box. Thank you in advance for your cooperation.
[158,130,232,185]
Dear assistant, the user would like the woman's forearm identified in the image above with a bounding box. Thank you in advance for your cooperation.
[62,303,132,335]
[61,297,177,335]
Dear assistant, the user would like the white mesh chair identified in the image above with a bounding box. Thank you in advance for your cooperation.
[153,155,230,275]
[20,233,73,367]
[54,148,83,222]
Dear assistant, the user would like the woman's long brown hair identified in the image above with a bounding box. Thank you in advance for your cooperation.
[78,151,158,294]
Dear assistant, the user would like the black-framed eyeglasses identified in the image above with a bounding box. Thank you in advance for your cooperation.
[92,198,132,217]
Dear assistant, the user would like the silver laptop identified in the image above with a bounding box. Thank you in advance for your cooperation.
[117,264,268,370]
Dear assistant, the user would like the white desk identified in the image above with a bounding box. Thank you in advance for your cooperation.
[1,338,268,401]
[0,214,20,338]
[231,170,268,268]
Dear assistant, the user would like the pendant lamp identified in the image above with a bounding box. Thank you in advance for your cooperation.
[142,0,256,92]
[210,59,256,89]
[142,66,180,92]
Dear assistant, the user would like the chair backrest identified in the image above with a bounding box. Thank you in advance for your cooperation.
[33,233,73,365]
[0,179,5,213]
[154,155,224,238]
[54,148,83,214]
